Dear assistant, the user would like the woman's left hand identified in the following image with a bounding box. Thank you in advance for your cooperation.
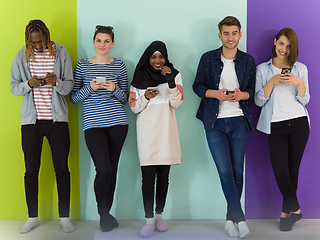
[281,73,303,86]
[282,73,306,97]
[161,66,172,76]
[102,81,116,92]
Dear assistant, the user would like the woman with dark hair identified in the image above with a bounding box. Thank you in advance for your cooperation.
[129,41,184,238]
[70,25,129,232]
[255,28,310,231]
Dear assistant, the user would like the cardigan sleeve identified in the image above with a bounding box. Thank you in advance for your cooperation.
[53,47,74,96]
[10,51,33,96]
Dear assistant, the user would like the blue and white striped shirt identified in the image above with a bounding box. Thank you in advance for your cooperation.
[70,59,129,130]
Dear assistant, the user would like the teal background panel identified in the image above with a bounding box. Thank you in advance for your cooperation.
[77,0,248,220]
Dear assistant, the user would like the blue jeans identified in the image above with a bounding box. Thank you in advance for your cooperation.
[205,116,248,223]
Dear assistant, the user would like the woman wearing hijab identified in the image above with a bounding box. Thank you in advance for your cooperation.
[129,41,184,238]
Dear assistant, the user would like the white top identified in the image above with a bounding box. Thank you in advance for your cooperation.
[255,58,310,134]
[271,65,306,122]
[129,73,184,166]
[218,55,243,118]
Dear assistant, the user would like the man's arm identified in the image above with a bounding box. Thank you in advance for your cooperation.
[53,47,74,96]
[193,55,210,99]
[10,51,33,96]
[240,56,256,102]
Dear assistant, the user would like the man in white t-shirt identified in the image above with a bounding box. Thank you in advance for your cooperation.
[193,16,256,239]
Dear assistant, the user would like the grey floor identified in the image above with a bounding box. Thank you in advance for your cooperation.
[0,219,319,240]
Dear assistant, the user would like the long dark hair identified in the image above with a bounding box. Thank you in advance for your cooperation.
[272,28,298,67]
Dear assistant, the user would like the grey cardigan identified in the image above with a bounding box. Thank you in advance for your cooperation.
[10,42,74,125]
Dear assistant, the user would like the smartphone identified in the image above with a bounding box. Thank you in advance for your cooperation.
[96,77,106,82]
[147,87,160,95]
[37,77,46,80]
[147,87,159,92]
[281,68,292,74]
[226,90,235,95]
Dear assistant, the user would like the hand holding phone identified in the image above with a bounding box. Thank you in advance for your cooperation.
[145,87,160,100]
[45,73,58,86]
[36,76,46,86]
[147,87,160,93]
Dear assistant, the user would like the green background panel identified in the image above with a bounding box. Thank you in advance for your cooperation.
[0,0,80,220]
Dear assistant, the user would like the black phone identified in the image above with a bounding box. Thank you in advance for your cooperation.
[281,68,292,74]
[226,91,235,95]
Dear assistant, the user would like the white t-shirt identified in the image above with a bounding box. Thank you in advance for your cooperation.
[218,55,244,119]
[271,65,306,122]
